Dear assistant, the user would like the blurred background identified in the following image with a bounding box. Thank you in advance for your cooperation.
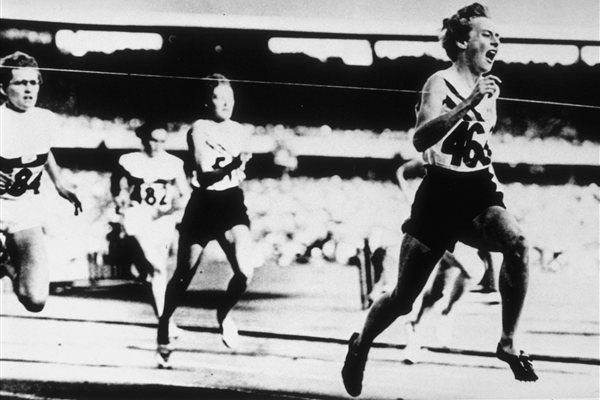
[1,0,598,289]
[1,4,599,397]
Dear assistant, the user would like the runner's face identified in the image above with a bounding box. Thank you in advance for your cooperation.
[5,68,40,111]
[464,17,500,74]
[143,128,167,156]
[209,84,234,121]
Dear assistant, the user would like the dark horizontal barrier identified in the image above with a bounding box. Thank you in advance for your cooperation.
[52,148,599,186]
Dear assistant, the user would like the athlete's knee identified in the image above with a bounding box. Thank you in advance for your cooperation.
[506,234,529,264]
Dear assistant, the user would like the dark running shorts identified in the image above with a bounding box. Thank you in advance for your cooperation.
[179,187,250,246]
[402,165,505,252]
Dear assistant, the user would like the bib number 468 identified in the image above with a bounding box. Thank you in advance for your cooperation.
[441,121,491,168]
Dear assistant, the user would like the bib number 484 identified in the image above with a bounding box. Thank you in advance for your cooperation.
[0,168,42,197]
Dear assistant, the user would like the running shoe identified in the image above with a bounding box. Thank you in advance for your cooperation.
[402,321,424,364]
[219,314,240,349]
[155,343,173,369]
[341,332,367,397]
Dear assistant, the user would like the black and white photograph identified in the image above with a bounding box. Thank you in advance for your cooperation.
[1,0,598,399]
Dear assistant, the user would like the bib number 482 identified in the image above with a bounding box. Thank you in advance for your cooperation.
[441,121,491,168]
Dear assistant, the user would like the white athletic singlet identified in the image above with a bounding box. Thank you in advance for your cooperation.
[0,105,56,202]
[421,68,498,172]
[118,151,184,214]
[190,119,251,191]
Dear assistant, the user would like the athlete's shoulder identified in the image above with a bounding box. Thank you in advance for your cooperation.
[0,103,9,119]
[228,120,252,141]
[31,107,59,126]
[190,118,214,133]
[160,152,184,169]
[423,68,452,90]
[228,120,246,130]
[32,106,56,117]
[118,151,143,168]
[419,70,451,106]
[188,119,214,141]
[433,67,455,79]
[0,105,57,121]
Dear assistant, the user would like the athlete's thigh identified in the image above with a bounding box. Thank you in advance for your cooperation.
[218,224,253,276]
[459,205,524,253]
[133,216,177,275]
[7,226,49,296]
[394,234,445,300]
[223,224,251,246]
[174,234,204,278]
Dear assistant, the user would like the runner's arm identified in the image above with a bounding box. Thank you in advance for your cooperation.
[395,159,425,202]
[413,74,501,152]
[109,165,130,212]
[395,164,412,202]
[173,168,191,210]
[188,127,242,188]
[45,151,82,215]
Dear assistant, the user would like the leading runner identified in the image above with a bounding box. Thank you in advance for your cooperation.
[342,4,538,396]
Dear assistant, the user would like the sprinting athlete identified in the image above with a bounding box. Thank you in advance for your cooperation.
[156,73,254,368]
[393,157,495,363]
[0,51,82,312]
[342,4,537,396]
[111,119,189,325]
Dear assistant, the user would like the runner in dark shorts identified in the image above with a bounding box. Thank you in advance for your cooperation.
[342,4,538,396]
[389,158,498,363]
[402,165,505,252]
[156,74,255,368]
[179,187,250,247]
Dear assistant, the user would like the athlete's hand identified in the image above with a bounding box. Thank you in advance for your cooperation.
[113,194,130,214]
[0,170,13,192]
[57,186,83,215]
[466,75,501,108]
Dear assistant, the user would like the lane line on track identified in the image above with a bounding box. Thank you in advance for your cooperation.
[2,313,599,365]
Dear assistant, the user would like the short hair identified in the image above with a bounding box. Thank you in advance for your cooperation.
[0,51,42,87]
[440,3,491,62]
[135,118,168,141]
[203,73,231,102]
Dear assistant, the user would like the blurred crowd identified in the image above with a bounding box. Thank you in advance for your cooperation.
[50,115,599,165]
[38,169,599,284]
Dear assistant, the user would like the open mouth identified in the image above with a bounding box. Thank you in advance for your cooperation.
[485,50,497,62]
